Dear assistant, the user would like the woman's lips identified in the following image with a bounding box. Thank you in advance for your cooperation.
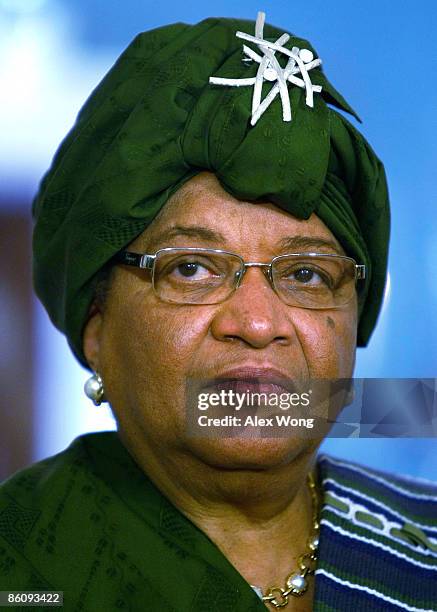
[203,367,297,396]
[208,379,292,396]
[214,366,291,380]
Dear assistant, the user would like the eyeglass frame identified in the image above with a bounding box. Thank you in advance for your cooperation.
[115,247,366,308]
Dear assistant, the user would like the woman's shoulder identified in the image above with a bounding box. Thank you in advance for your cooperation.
[0,431,119,506]
[0,432,138,593]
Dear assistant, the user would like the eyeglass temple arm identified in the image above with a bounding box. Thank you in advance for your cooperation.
[114,251,155,270]
[356,265,366,280]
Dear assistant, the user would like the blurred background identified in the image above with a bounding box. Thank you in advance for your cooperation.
[1,0,436,481]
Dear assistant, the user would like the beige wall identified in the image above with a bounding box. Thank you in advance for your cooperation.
[0,210,33,481]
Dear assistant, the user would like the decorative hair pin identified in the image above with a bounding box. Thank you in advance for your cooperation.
[209,11,322,126]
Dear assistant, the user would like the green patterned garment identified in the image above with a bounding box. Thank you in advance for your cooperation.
[32,16,390,368]
[1,433,437,611]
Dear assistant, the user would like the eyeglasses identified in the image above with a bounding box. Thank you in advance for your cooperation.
[116,247,365,309]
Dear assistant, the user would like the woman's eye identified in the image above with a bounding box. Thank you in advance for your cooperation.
[289,267,327,286]
[172,261,212,279]
[293,268,317,283]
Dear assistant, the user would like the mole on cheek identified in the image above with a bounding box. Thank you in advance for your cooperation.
[326,316,335,329]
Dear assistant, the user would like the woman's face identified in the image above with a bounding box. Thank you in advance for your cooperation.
[84,172,358,471]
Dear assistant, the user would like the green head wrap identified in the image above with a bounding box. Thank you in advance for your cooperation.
[32,15,390,369]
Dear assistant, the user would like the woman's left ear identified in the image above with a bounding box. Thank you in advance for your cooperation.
[82,307,103,373]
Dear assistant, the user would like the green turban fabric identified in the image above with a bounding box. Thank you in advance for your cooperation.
[32,16,390,369]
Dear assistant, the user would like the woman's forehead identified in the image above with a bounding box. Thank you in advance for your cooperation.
[130,172,344,255]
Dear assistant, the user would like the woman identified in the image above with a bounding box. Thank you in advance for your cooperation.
[2,12,437,611]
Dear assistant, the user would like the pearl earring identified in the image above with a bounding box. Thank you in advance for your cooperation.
[84,372,106,405]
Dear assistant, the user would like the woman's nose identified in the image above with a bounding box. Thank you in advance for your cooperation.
[210,267,297,348]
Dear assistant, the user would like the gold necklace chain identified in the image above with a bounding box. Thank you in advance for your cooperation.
[253,472,321,609]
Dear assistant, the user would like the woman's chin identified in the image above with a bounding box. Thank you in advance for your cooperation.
[184,435,318,471]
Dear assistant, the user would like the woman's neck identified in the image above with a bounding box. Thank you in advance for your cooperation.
[121,429,319,598]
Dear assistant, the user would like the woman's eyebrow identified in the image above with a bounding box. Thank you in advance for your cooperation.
[145,225,227,250]
[144,225,343,254]
[278,235,344,254]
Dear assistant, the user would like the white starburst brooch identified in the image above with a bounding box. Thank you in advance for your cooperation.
[209,11,322,126]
